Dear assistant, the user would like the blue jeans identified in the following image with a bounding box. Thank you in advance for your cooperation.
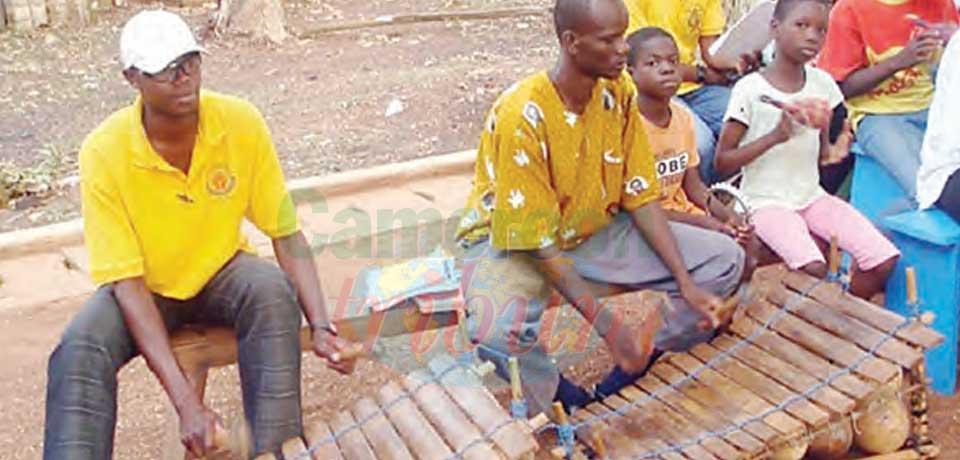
[856,109,929,200]
[43,252,304,460]
[679,84,732,185]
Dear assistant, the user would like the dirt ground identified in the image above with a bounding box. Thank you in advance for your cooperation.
[2,0,960,459]
[0,0,552,232]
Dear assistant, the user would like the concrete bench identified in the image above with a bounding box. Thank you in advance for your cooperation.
[882,209,960,395]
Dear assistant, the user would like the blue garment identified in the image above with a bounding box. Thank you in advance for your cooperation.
[856,109,929,200]
[679,84,733,184]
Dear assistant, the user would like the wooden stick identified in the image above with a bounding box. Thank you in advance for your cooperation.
[828,235,840,278]
[456,307,471,356]
[509,357,523,401]
[591,431,607,459]
[297,6,549,38]
[905,267,918,305]
[552,402,569,426]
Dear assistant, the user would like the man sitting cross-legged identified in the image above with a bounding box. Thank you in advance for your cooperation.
[455,0,745,415]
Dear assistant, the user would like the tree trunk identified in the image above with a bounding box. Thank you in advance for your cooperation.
[4,0,46,30]
[214,0,287,44]
[2,0,91,30]
[46,0,89,27]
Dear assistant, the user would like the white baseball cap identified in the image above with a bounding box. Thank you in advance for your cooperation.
[120,10,205,74]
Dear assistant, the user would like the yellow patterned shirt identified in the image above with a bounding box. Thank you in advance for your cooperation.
[456,71,660,251]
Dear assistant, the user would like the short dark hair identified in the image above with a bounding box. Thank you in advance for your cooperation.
[626,27,675,66]
[554,0,592,38]
[773,0,832,20]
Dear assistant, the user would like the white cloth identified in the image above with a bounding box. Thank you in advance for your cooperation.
[917,33,960,209]
[724,68,844,210]
[120,10,204,74]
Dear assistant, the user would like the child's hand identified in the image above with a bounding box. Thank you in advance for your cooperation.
[679,284,723,331]
[770,98,830,142]
[906,15,957,42]
[929,22,958,42]
[772,109,799,143]
[792,98,832,130]
[733,222,755,247]
[821,120,853,166]
[703,66,731,85]
[894,30,943,69]
[704,216,736,237]
[735,50,763,75]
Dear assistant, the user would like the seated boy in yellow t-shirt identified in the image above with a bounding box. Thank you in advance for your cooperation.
[627,27,758,277]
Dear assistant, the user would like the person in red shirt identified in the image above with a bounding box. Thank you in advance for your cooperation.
[817,0,958,203]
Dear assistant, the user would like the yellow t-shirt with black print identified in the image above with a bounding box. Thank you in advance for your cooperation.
[626,0,727,95]
[456,72,660,251]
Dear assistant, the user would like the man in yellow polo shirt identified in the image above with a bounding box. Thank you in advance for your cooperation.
[43,10,356,460]
[626,0,759,183]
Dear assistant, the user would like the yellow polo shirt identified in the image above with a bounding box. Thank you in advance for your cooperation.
[626,0,727,95]
[79,90,300,299]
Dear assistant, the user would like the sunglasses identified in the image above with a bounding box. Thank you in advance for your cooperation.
[142,52,201,84]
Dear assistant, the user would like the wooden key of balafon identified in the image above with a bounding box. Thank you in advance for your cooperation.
[828,235,841,280]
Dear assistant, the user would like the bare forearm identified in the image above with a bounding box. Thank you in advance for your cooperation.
[684,178,735,224]
[715,132,783,175]
[681,169,715,213]
[819,128,830,161]
[113,278,197,412]
[273,231,330,330]
[679,63,699,83]
[839,59,902,99]
[665,209,710,228]
[629,203,694,290]
[699,36,727,70]
[531,247,613,335]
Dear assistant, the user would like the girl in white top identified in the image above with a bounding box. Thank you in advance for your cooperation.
[715,0,899,300]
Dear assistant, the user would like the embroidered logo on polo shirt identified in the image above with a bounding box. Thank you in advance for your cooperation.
[206,165,236,196]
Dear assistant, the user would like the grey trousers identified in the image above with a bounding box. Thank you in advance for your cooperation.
[43,252,303,460]
[461,214,745,415]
